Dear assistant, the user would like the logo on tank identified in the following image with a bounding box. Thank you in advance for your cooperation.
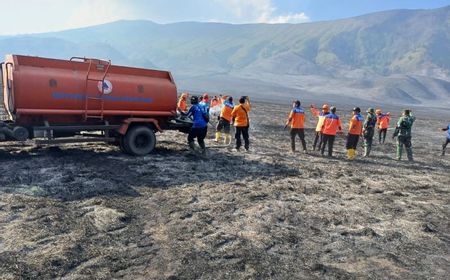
[97,80,113,95]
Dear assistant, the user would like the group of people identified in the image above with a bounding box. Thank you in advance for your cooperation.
[287,101,449,161]
[177,92,251,154]
[178,93,450,160]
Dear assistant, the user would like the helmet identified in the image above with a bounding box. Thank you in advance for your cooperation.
[376,109,382,114]
[322,104,330,111]
[367,108,375,113]
[352,107,361,113]
[330,106,337,113]
[190,95,199,104]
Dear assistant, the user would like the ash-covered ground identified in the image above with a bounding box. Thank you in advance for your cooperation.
[0,102,449,279]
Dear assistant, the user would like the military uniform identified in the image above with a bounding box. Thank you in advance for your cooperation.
[363,109,378,157]
[393,113,415,161]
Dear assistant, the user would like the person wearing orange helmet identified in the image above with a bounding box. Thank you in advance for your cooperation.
[177,92,189,113]
[321,106,342,157]
[310,104,330,151]
[286,100,307,153]
[376,109,390,144]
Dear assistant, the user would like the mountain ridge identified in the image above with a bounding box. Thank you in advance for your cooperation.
[1,5,449,106]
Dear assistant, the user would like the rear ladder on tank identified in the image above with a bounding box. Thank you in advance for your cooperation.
[71,57,111,121]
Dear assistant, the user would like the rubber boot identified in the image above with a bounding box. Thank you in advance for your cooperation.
[215,132,221,142]
[347,149,353,160]
[396,145,403,160]
[364,146,371,157]
[224,134,231,145]
[350,149,356,160]
[406,147,413,161]
[188,141,196,151]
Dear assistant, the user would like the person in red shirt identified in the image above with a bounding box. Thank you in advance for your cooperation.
[321,106,342,157]
[285,100,307,153]
[346,107,364,160]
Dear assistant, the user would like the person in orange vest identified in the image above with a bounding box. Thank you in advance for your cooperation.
[286,100,307,153]
[346,107,364,160]
[321,106,342,157]
[440,123,450,156]
[231,96,251,151]
[310,104,330,151]
[177,92,189,113]
[376,109,390,144]
[215,96,234,144]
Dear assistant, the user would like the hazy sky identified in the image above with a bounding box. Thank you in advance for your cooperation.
[1,0,449,35]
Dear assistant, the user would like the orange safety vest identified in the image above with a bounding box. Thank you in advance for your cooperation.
[286,107,305,129]
[220,101,234,121]
[348,114,364,135]
[377,113,390,129]
[177,98,187,112]
[322,113,342,136]
[231,103,250,127]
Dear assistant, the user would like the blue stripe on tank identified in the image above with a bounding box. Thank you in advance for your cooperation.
[52,92,153,103]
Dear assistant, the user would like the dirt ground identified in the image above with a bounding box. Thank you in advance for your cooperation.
[0,102,449,279]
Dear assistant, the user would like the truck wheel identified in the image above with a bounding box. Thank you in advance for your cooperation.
[119,136,129,153]
[123,126,156,156]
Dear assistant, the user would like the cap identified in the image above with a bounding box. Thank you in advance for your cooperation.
[190,95,199,104]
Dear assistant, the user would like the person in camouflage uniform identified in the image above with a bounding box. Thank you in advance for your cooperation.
[363,108,378,157]
[393,109,416,161]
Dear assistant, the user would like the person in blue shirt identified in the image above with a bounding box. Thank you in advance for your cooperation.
[184,95,208,154]
[440,124,450,156]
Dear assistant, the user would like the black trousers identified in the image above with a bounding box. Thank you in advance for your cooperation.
[379,128,387,143]
[346,134,360,149]
[321,134,336,156]
[188,127,207,149]
[313,131,323,151]
[290,128,306,151]
[216,118,231,133]
[235,126,249,150]
[443,138,450,154]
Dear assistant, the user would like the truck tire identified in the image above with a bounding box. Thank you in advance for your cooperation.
[123,126,156,156]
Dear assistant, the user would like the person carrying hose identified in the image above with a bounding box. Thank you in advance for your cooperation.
[346,107,364,160]
[184,95,208,155]
[310,104,330,151]
[286,100,307,153]
[321,106,342,157]
[363,108,378,157]
[440,123,450,156]
[393,109,415,161]
[215,96,234,144]
[376,109,390,144]
[231,96,251,151]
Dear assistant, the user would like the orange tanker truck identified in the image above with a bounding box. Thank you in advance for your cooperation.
[0,54,191,155]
